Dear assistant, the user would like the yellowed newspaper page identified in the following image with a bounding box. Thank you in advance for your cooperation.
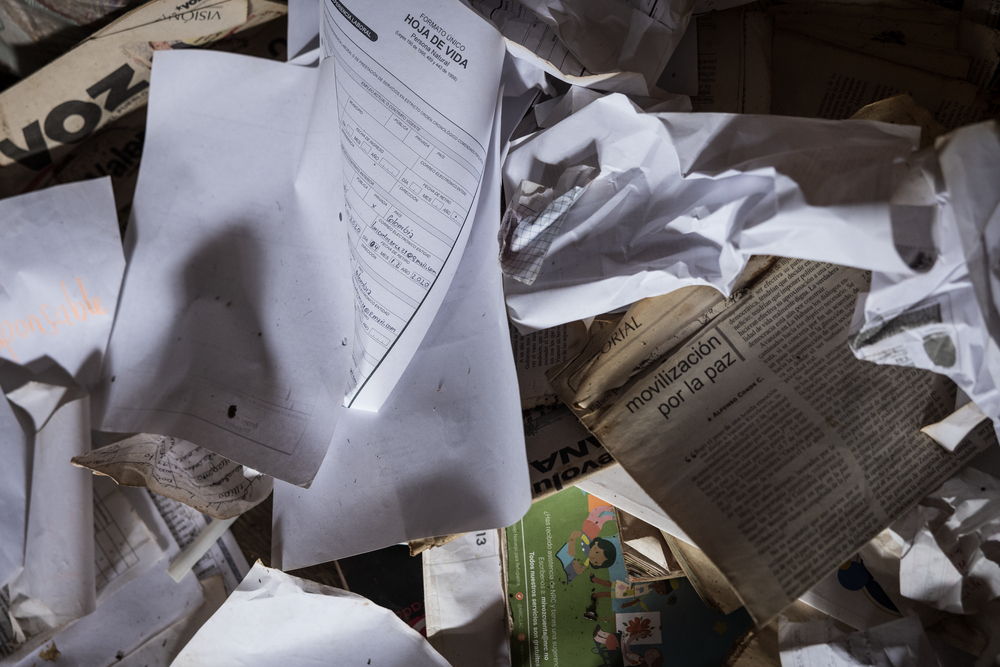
[581,259,994,623]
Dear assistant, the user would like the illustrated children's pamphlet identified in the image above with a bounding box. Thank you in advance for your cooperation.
[506,487,754,666]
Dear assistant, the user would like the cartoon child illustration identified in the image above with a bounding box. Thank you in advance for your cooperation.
[589,577,672,610]
[554,503,618,583]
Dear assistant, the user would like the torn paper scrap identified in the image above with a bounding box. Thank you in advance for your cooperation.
[172,562,449,665]
[921,402,990,452]
[73,434,272,520]
[501,93,922,330]
[0,178,123,386]
[779,616,940,667]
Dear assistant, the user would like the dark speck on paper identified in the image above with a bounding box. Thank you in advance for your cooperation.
[227,405,237,419]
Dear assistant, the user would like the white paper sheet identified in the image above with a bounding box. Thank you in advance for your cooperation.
[423,530,509,667]
[321,0,506,411]
[0,397,28,591]
[501,93,922,331]
[779,616,941,667]
[0,179,124,387]
[96,50,349,487]
[172,562,449,666]
[852,121,1000,444]
[272,99,531,568]
[7,396,95,638]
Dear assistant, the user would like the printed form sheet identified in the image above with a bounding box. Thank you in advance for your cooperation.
[321,0,505,410]
[98,0,505,485]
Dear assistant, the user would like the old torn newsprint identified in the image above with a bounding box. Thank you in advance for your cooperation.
[551,258,997,624]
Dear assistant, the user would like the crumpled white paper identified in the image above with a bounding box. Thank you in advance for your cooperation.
[172,562,449,666]
[502,93,922,330]
[851,120,1000,446]
[890,466,1000,616]
[779,616,940,667]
